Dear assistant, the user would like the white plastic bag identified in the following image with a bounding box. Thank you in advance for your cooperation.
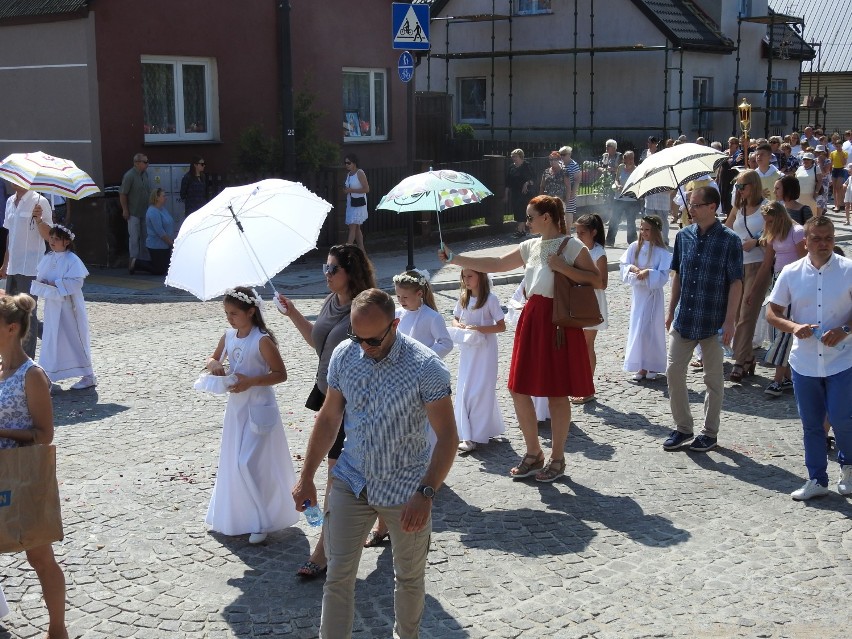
[193,373,238,395]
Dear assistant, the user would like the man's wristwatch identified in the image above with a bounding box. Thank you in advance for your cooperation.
[842,325,851,335]
[417,485,435,499]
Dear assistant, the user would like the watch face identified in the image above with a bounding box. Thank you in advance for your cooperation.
[420,485,435,498]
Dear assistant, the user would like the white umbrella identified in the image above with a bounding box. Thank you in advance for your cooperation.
[376,169,492,245]
[165,179,331,300]
[0,151,99,199]
[620,143,727,200]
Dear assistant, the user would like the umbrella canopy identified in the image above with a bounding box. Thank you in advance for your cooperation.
[620,143,727,199]
[0,151,99,199]
[165,179,331,300]
[376,169,492,245]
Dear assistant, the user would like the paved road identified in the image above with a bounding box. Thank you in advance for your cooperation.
[1,218,851,639]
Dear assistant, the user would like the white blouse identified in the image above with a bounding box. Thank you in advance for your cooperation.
[731,203,767,265]
[519,236,585,298]
[395,305,453,359]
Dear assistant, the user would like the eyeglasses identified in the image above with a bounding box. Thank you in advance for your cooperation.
[559,152,568,157]
[322,264,340,276]
[344,160,352,165]
[733,183,748,191]
[137,159,149,164]
[196,162,206,166]
[526,214,537,222]
[347,321,393,347]
[687,202,714,210]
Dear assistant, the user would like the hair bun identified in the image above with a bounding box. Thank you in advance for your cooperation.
[12,293,36,314]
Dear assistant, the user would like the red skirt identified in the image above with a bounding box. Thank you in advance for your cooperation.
[508,294,595,397]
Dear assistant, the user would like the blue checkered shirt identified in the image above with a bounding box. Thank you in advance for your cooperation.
[328,332,452,507]
[671,220,743,340]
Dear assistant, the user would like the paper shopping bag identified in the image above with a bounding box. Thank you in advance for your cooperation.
[0,444,64,553]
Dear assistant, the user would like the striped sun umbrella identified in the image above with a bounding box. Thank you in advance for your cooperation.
[0,151,100,199]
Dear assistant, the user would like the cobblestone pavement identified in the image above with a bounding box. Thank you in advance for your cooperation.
[1,227,851,639]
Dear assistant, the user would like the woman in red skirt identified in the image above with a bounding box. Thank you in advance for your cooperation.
[439,195,599,482]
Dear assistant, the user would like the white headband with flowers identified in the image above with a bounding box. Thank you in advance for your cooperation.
[393,268,431,287]
[53,224,75,240]
[225,288,265,319]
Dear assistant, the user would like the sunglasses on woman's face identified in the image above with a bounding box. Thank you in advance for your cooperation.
[347,322,393,347]
[734,183,748,191]
[322,264,340,276]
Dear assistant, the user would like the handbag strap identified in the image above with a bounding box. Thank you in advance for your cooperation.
[556,236,571,262]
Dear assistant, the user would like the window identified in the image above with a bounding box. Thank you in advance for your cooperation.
[738,0,752,17]
[516,0,552,15]
[458,78,487,124]
[769,78,787,126]
[343,68,387,142]
[142,56,217,142]
[692,77,713,131]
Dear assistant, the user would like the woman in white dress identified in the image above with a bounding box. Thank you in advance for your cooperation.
[343,154,369,253]
[31,225,96,389]
[795,152,821,214]
[453,269,506,452]
[620,216,672,379]
[205,287,299,544]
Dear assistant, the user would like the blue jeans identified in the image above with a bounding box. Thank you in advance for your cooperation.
[606,199,639,245]
[791,365,852,486]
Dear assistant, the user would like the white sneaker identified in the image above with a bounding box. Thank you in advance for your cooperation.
[71,375,97,390]
[248,532,267,544]
[458,440,477,452]
[646,372,658,380]
[791,479,830,501]
[838,466,852,496]
[632,372,645,381]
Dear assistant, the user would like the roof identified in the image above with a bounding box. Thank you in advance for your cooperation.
[0,1,88,21]
[771,1,851,73]
[627,0,735,53]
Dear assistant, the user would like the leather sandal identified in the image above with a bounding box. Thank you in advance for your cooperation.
[509,451,544,480]
[364,530,390,548]
[728,364,745,382]
[535,458,566,483]
[297,560,327,579]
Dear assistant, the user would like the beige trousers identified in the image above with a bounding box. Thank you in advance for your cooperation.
[732,261,764,365]
[666,329,725,437]
[320,479,431,639]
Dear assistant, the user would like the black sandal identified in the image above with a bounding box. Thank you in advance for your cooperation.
[297,561,327,579]
[364,530,390,548]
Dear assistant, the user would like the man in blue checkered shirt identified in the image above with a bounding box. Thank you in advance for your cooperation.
[664,186,743,453]
[293,288,458,639]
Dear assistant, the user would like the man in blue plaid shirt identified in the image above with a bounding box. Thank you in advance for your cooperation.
[664,186,743,453]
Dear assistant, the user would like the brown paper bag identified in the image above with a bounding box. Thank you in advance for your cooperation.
[0,444,64,553]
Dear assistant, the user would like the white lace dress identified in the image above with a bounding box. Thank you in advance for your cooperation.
[205,327,299,536]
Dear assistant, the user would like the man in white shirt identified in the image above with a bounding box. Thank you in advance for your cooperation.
[0,182,53,357]
[754,143,783,200]
[842,130,852,155]
[766,216,852,500]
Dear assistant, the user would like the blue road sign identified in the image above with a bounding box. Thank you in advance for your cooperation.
[393,3,430,51]
[398,51,414,83]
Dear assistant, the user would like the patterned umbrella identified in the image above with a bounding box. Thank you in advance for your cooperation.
[0,151,99,199]
[377,169,492,245]
[620,143,726,199]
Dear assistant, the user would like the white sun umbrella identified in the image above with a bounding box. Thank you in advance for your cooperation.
[165,179,331,300]
[376,169,492,246]
[620,143,727,202]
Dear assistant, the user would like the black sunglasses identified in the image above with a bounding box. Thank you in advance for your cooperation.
[322,264,340,276]
[347,321,394,347]
[196,161,206,166]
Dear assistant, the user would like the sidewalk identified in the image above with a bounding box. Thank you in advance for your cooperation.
[81,210,852,300]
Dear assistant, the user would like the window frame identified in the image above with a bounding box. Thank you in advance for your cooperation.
[342,67,389,143]
[457,77,488,125]
[692,76,713,131]
[516,0,552,15]
[141,55,218,143]
[769,78,788,126]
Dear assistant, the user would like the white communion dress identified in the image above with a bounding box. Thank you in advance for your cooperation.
[205,327,299,536]
[31,251,94,382]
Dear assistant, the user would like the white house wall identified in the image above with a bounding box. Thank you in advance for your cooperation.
[0,13,103,186]
[421,0,803,145]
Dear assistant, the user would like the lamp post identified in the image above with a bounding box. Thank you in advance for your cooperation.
[738,98,752,154]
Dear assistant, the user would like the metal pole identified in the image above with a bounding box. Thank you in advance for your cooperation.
[733,16,742,137]
[765,18,774,138]
[406,74,416,271]
[277,0,296,179]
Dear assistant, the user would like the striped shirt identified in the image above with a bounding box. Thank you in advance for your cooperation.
[671,220,743,340]
[328,332,452,507]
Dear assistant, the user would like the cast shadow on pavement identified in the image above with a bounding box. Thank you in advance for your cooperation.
[51,390,129,428]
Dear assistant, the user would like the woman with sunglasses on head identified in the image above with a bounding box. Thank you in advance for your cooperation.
[439,195,599,483]
[725,169,768,382]
[179,156,208,220]
[343,154,369,253]
[276,244,376,578]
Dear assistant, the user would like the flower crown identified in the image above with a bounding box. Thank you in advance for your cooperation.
[225,288,262,307]
[393,268,430,287]
[53,224,75,240]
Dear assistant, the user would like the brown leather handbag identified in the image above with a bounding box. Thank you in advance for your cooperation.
[552,237,603,346]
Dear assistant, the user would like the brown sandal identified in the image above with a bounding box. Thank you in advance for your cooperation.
[509,451,545,479]
[535,458,566,483]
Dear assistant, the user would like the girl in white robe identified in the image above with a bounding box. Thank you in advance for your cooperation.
[620,216,672,379]
[204,287,299,544]
[30,225,96,389]
[453,269,506,452]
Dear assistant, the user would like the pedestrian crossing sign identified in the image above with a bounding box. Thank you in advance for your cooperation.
[393,3,430,51]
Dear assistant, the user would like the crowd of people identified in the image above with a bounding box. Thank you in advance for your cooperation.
[1,123,851,637]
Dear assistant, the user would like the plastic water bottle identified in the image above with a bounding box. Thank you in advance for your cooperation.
[812,325,847,351]
[717,328,733,358]
[303,500,323,527]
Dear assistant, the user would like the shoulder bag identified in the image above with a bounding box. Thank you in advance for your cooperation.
[552,238,603,347]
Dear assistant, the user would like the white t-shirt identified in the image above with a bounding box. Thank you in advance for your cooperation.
[4,191,53,276]
[519,236,584,298]
[731,204,766,265]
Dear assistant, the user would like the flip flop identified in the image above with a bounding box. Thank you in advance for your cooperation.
[297,561,327,579]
